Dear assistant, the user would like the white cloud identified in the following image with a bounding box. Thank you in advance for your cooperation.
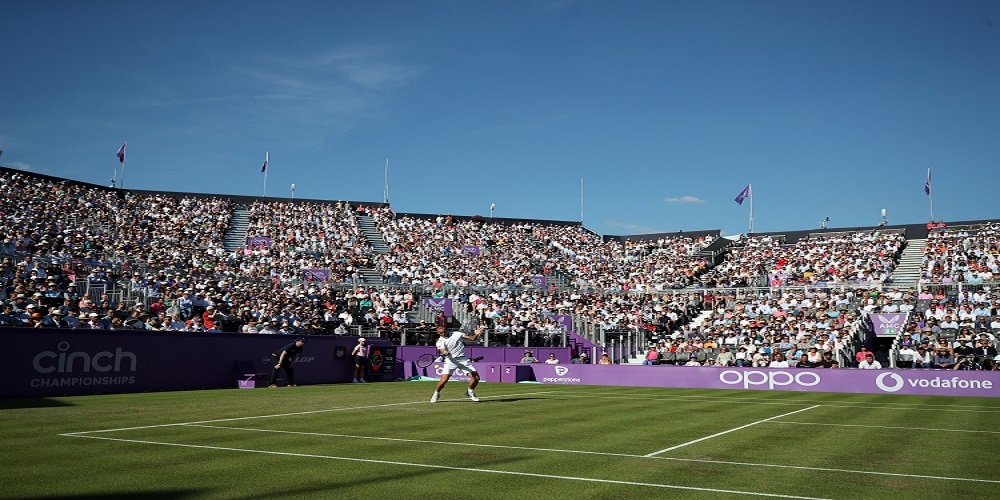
[664,196,705,204]
[604,220,661,234]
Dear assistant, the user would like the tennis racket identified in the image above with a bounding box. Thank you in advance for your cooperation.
[416,353,442,369]
[416,354,484,368]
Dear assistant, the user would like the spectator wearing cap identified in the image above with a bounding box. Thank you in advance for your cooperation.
[202,305,220,331]
[62,309,80,329]
[40,308,69,328]
[177,290,194,319]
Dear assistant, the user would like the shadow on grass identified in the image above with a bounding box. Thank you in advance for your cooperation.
[266,455,532,496]
[18,490,201,499]
[473,396,548,404]
[0,398,76,410]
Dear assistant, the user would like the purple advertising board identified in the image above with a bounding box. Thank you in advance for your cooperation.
[423,297,453,317]
[870,313,908,337]
[246,236,272,248]
[528,364,1000,397]
[2,328,388,398]
[530,275,547,289]
[303,268,330,282]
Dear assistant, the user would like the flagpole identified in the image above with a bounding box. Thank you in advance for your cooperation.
[580,177,585,224]
[748,183,754,234]
[383,158,390,204]
[263,151,269,197]
[119,141,127,189]
[926,167,935,221]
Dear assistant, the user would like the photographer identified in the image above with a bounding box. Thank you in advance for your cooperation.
[954,354,978,371]
[974,339,998,371]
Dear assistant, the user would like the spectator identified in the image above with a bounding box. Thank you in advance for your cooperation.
[858,353,882,369]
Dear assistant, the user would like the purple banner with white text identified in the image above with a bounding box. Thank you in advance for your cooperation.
[423,297,453,317]
[529,364,1000,397]
[2,328,391,398]
[870,313,908,337]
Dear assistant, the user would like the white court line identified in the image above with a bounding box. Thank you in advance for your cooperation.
[60,433,831,500]
[768,421,1000,435]
[580,389,1000,412]
[187,423,643,459]
[60,425,1000,486]
[60,390,554,436]
[644,405,820,457]
[554,393,1000,414]
[59,391,1000,484]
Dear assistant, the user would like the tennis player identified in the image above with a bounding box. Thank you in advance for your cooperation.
[431,323,483,403]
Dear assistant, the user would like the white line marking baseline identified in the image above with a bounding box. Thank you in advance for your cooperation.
[59,433,831,500]
[59,390,554,436]
[553,393,1000,413]
[57,392,1000,485]
[768,421,1000,434]
[644,405,820,457]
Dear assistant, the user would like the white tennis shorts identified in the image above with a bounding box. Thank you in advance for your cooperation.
[441,356,477,375]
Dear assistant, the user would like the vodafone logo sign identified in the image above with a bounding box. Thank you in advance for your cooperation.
[875,373,905,392]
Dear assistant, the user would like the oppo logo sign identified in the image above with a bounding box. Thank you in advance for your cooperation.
[719,370,821,390]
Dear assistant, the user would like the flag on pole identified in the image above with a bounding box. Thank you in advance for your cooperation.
[116,143,126,164]
[924,168,931,195]
[734,184,751,205]
[261,152,269,173]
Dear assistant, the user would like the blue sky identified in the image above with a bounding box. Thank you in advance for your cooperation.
[2,0,997,237]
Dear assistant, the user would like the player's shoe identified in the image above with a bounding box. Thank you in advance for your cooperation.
[359,379,366,383]
[467,389,480,402]
[430,392,440,403]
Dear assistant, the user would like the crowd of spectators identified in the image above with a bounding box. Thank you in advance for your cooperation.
[640,288,861,367]
[920,222,999,284]
[4,167,999,374]
[369,207,713,293]
[698,231,906,288]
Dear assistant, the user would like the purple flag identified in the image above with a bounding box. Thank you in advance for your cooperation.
[734,184,751,205]
[261,157,268,173]
[116,143,126,164]
[924,168,931,195]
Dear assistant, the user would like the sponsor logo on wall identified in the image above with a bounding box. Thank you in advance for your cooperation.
[31,341,138,388]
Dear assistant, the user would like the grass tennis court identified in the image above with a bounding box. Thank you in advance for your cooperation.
[3,382,999,499]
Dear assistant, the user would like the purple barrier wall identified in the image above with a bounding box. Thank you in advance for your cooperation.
[397,346,573,365]
[2,329,390,398]
[528,364,1000,397]
[395,346,575,381]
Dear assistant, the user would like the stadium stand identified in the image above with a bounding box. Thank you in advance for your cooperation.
[2,165,998,370]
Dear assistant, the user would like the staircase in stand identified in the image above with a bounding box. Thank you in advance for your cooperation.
[355,213,387,285]
[887,238,926,288]
[223,206,251,252]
